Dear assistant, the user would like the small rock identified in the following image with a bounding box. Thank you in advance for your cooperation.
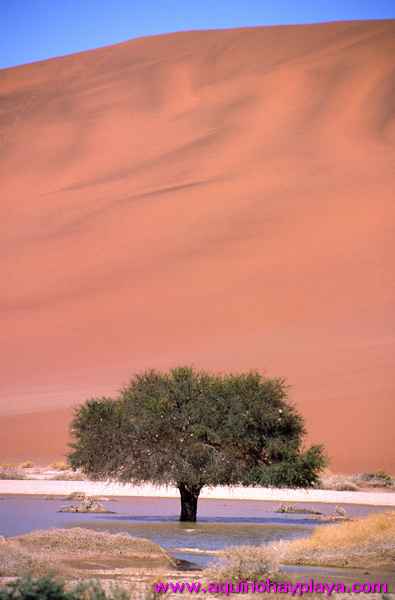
[276,504,322,515]
[58,496,115,514]
[334,505,347,517]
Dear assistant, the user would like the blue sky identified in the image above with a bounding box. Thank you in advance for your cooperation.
[1,0,394,69]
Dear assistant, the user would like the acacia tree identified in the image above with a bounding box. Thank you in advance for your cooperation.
[68,367,327,522]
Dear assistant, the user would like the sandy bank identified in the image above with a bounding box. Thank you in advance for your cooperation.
[0,480,394,506]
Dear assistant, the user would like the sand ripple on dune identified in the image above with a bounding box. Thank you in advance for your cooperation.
[0,20,394,471]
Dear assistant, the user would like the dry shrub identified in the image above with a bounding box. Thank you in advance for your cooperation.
[333,482,360,491]
[0,468,26,480]
[15,527,165,555]
[320,471,394,491]
[50,461,69,471]
[319,473,360,491]
[332,481,360,492]
[12,527,175,571]
[301,511,395,548]
[0,540,60,577]
[51,472,85,481]
[284,511,395,568]
[203,512,395,591]
[358,471,394,488]
[204,543,282,582]
[1,528,175,580]
[143,570,169,600]
[19,460,34,469]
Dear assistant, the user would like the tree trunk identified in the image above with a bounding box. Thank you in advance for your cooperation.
[178,483,201,522]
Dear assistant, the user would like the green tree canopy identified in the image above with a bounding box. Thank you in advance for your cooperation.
[69,367,327,521]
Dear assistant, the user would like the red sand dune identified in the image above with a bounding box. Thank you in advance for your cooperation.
[1,20,394,471]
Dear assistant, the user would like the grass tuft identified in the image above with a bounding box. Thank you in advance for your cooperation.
[51,472,85,481]
[203,543,282,582]
[284,511,395,568]
[50,461,69,471]
[0,468,26,480]
[319,470,394,491]
[203,512,395,587]
[19,460,34,469]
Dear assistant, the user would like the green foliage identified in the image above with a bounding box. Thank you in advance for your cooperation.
[0,575,129,600]
[246,445,327,488]
[69,367,327,494]
[0,575,68,600]
[68,397,123,479]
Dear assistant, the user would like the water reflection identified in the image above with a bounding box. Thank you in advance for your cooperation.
[0,495,393,568]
